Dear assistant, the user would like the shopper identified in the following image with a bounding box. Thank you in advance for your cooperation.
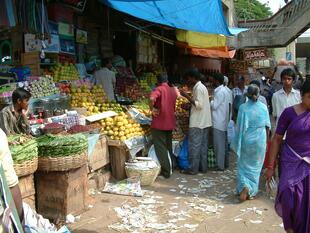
[94,58,116,101]
[272,68,301,123]
[211,73,230,171]
[232,84,271,202]
[150,74,177,178]
[232,76,248,120]
[249,80,268,106]
[180,69,212,175]
[265,80,310,233]
[0,88,31,135]
[0,129,23,222]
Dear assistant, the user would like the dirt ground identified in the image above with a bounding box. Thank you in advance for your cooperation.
[69,156,284,233]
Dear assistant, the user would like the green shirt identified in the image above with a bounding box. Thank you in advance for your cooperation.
[0,105,30,136]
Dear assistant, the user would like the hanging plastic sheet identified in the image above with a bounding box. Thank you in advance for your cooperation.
[101,0,246,36]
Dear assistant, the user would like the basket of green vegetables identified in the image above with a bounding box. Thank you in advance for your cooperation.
[8,135,38,177]
[36,133,88,171]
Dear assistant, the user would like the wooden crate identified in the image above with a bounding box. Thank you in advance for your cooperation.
[88,135,110,172]
[108,140,130,180]
[21,52,40,75]
[19,174,36,210]
[35,165,88,222]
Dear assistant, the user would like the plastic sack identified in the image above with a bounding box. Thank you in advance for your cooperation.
[23,203,70,233]
[227,120,235,144]
[148,145,172,175]
[178,137,189,170]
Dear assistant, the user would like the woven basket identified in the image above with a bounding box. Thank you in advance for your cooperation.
[38,152,87,172]
[14,157,38,177]
[125,159,160,186]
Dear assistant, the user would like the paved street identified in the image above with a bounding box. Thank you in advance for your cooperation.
[70,157,284,233]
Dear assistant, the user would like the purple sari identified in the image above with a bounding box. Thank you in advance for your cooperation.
[275,107,310,233]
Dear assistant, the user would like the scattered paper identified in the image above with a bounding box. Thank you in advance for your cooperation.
[250,220,263,224]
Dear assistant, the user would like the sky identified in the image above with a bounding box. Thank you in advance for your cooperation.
[258,0,285,13]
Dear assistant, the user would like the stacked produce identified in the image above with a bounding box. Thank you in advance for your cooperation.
[7,135,38,164]
[172,121,185,141]
[36,134,88,157]
[22,75,59,98]
[50,63,79,82]
[145,72,157,87]
[176,97,190,113]
[133,98,152,117]
[139,79,152,93]
[100,112,145,141]
[70,85,107,114]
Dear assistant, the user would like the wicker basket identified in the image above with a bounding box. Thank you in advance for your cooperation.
[14,157,38,177]
[125,158,160,186]
[38,152,87,172]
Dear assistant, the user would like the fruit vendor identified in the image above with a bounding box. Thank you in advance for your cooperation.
[94,58,116,101]
[0,88,31,135]
[150,74,178,178]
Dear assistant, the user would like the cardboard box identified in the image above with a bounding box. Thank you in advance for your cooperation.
[36,165,88,222]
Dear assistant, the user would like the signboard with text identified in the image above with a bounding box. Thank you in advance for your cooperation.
[244,49,267,60]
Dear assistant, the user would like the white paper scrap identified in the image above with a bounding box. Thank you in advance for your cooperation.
[250,220,263,224]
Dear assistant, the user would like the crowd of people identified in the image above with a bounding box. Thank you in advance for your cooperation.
[0,64,308,232]
[150,67,309,233]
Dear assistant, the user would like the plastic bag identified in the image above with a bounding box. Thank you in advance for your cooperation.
[178,137,189,170]
[227,120,235,144]
[148,145,172,175]
[23,203,70,233]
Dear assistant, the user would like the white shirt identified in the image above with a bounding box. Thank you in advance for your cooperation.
[189,81,212,129]
[94,67,116,100]
[272,88,301,118]
[211,85,230,131]
[224,86,233,120]
[0,129,18,188]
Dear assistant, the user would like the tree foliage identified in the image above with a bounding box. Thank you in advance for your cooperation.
[234,0,273,21]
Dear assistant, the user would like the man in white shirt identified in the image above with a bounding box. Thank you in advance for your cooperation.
[0,129,23,221]
[211,73,230,171]
[272,68,301,123]
[94,58,116,101]
[180,69,212,175]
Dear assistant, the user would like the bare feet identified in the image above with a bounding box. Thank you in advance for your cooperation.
[239,187,249,202]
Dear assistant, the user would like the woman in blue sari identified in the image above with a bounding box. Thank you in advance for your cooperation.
[233,84,271,202]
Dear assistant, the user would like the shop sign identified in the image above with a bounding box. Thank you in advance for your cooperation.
[230,60,247,71]
[244,49,266,60]
[76,29,87,44]
[24,34,41,53]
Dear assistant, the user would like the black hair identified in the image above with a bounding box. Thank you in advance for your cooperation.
[212,73,224,85]
[280,68,296,80]
[250,80,261,87]
[300,80,310,96]
[157,73,168,84]
[12,88,31,105]
[102,58,111,67]
[183,68,201,81]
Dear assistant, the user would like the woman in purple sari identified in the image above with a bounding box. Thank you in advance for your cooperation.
[265,80,310,233]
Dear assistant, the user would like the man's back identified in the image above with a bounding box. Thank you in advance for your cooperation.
[94,68,116,100]
[151,83,177,131]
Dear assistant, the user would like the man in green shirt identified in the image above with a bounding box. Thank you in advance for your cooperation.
[0,88,31,135]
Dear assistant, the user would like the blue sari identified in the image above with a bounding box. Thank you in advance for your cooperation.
[233,100,271,197]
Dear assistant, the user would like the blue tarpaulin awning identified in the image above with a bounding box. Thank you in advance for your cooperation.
[100,0,246,36]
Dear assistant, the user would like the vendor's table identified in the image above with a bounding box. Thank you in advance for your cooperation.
[35,165,88,223]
